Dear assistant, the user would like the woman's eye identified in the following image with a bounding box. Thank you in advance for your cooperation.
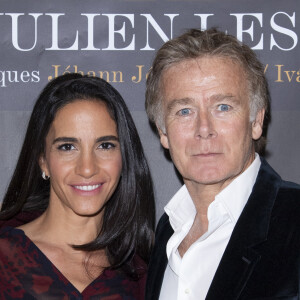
[178,108,191,116]
[99,142,115,150]
[58,144,75,151]
[217,104,230,112]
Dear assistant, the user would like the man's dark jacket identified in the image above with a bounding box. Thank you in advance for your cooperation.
[146,159,300,299]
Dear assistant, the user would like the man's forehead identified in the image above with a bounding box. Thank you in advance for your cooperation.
[163,55,243,73]
[161,57,248,102]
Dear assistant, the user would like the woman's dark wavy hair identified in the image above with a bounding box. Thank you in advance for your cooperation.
[0,73,155,276]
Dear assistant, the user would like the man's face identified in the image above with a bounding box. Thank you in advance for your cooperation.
[159,56,264,192]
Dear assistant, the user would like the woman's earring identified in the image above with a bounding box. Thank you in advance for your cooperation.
[42,171,50,180]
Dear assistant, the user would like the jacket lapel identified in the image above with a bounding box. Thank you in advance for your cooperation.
[146,213,174,300]
[206,159,282,300]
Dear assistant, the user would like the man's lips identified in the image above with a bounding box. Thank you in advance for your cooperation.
[193,152,221,156]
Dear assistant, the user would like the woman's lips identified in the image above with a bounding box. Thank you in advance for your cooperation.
[73,184,102,191]
[70,183,104,195]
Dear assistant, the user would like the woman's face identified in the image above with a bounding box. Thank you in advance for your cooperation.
[40,100,122,218]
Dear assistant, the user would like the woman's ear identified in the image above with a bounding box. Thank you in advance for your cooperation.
[39,154,49,178]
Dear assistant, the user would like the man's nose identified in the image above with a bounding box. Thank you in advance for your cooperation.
[194,111,218,139]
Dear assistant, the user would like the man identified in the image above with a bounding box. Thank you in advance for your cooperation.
[145,28,300,300]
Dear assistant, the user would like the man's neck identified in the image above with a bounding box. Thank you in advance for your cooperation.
[185,181,225,214]
[178,180,231,257]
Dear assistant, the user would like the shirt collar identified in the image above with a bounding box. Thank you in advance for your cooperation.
[165,154,261,230]
[215,153,261,223]
[165,185,196,232]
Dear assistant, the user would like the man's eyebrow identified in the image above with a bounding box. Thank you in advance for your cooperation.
[166,98,195,113]
[210,94,237,102]
[166,94,238,111]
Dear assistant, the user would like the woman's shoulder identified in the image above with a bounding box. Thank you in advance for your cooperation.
[0,226,29,288]
[0,225,22,240]
[0,226,28,257]
[0,210,43,230]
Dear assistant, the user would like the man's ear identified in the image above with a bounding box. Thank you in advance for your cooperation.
[252,109,265,140]
[157,126,170,149]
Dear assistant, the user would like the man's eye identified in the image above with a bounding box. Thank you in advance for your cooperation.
[178,108,191,116]
[217,104,230,112]
[58,144,75,151]
[99,142,116,150]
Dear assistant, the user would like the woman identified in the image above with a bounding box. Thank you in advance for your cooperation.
[0,74,155,299]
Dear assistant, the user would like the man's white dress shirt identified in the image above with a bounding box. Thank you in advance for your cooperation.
[159,154,261,300]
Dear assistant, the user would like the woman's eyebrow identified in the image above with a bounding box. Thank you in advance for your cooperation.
[95,135,119,143]
[52,137,78,144]
[52,136,119,145]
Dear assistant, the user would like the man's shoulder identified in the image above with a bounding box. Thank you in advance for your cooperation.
[276,179,300,206]
[260,158,300,203]
[279,179,300,191]
[265,171,300,227]
[259,158,300,192]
